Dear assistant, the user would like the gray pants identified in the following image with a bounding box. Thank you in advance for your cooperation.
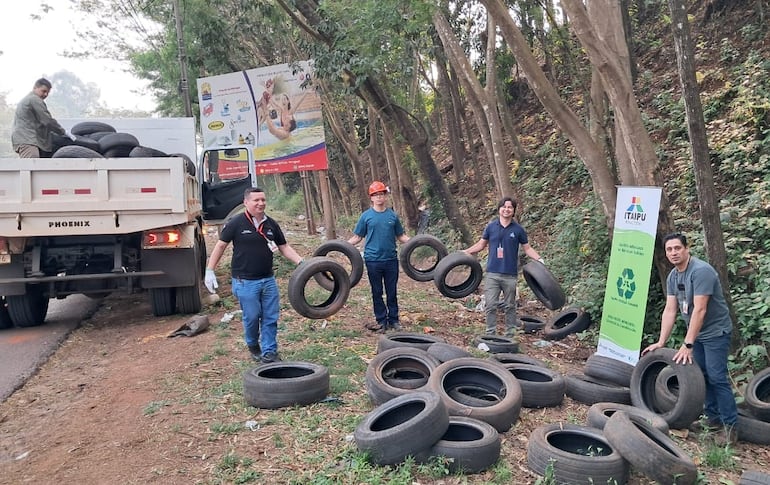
[483,272,518,335]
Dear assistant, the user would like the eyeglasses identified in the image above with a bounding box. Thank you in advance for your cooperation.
[371,192,387,197]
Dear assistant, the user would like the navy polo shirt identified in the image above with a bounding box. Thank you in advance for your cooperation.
[481,219,529,275]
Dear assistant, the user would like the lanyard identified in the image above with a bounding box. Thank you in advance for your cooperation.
[245,212,270,241]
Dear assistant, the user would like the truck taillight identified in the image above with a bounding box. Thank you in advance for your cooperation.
[143,230,182,248]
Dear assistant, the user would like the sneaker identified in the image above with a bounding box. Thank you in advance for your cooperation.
[688,417,721,433]
[260,352,280,364]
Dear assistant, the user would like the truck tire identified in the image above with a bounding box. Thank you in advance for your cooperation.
[150,288,176,317]
[0,298,13,329]
[7,287,49,328]
[399,234,449,282]
[71,121,116,136]
[176,243,203,314]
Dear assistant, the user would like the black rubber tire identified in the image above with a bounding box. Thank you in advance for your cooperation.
[520,314,546,333]
[521,261,566,310]
[69,134,102,152]
[432,251,483,299]
[527,423,629,485]
[604,411,697,484]
[544,307,591,340]
[429,357,522,432]
[7,287,49,328]
[311,240,364,290]
[149,287,176,317]
[586,402,670,434]
[583,353,635,387]
[399,234,449,282]
[736,409,770,444]
[102,146,134,158]
[243,361,330,409]
[84,131,116,141]
[287,257,351,319]
[0,298,12,330]
[446,383,502,407]
[565,373,631,405]
[52,145,104,159]
[376,332,447,353]
[354,390,449,466]
[653,366,679,412]
[70,121,116,136]
[175,239,203,314]
[630,348,706,429]
[98,132,140,153]
[472,335,519,354]
[365,347,441,405]
[740,470,770,484]
[490,352,547,368]
[414,416,501,474]
[426,342,472,363]
[502,363,566,408]
[129,145,169,157]
[744,367,770,422]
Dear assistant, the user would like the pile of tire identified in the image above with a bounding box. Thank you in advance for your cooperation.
[357,338,524,473]
[51,121,196,175]
[736,367,770,445]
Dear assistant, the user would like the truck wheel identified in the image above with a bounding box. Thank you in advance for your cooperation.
[7,288,49,327]
[177,242,203,314]
[150,288,176,317]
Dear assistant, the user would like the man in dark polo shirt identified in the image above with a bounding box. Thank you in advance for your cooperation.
[204,187,304,363]
[464,197,544,336]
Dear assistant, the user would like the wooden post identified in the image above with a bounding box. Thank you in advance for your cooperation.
[318,170,336,240]
[300,171,316,235]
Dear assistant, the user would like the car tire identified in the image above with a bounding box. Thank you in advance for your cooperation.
[426,342,472,363]
[287,257,351,319]
[630,348,706,429]
[70,121,116,136]
[311,240,364,290]
[429,357,522,432]
[604,411,697,484]
[490,352,548,368]
[52,145,104,158]
[740,469,770,485]
[653,366,679,412]
[399,234,449,282]
[744,367,770,422]
[129,145,169,158]
[736,409,770,445]
[376,332,447,353]
[519,314,546,333]
[243,361,329,409]
[583,353,635,387]
[586,402,670,434]
[544,307,591,340]
[527,423,629,485]
[472,335,519,354]
[365,347,441,405]
[98,132,140,153]
[521,261,566,310]
[502,363,566,408]
[433,251,483,299]
[354,391,449,466]
[414,416,501,474]
[565,373,631,405]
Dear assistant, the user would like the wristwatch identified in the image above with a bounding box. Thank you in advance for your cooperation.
[684,342,693,349]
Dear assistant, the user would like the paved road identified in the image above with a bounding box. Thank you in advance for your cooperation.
[0,295,102,402]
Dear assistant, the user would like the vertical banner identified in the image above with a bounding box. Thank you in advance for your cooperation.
[597,186,662,365]
[197,61,328,174]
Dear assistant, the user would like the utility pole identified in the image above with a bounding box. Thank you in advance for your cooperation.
[172,0,193,117]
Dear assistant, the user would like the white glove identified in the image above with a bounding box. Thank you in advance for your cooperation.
[65,130,77,141]
[204,268,218,293]
[538,258,545,265]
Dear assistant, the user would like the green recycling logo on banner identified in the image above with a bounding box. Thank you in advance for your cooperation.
[616,268,636,300]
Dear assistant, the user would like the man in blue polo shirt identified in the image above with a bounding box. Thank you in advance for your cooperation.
[464,197,544,336]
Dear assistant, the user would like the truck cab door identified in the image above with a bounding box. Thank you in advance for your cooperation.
[200,146,257,224]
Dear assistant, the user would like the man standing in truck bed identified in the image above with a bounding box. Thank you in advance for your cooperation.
[11,78,66,158]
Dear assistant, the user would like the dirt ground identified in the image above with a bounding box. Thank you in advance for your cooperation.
[0,223,768,484]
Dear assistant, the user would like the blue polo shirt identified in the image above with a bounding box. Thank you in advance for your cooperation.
[482,219,529,275]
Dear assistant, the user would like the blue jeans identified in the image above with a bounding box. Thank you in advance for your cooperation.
[692,331,737,426]
[231,276,280,355]
[483,272,518,335]
[365,259,399,326]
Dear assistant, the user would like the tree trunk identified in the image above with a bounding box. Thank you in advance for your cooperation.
[667,0,737,345]
[432,32,468,182]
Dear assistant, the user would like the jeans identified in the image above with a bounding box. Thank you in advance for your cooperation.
[365,259,399,326]
[231,276,280,355]
[692,331,737,426]
[483,272,518,335]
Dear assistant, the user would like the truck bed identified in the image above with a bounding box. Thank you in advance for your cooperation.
[0,157,201,236]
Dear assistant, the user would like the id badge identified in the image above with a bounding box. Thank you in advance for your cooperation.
[497,246,504,258]
[267,240,278,253]
[679,299,689,315]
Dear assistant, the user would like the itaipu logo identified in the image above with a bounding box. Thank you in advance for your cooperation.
[624,196,646,225]
[616,268,636,300]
